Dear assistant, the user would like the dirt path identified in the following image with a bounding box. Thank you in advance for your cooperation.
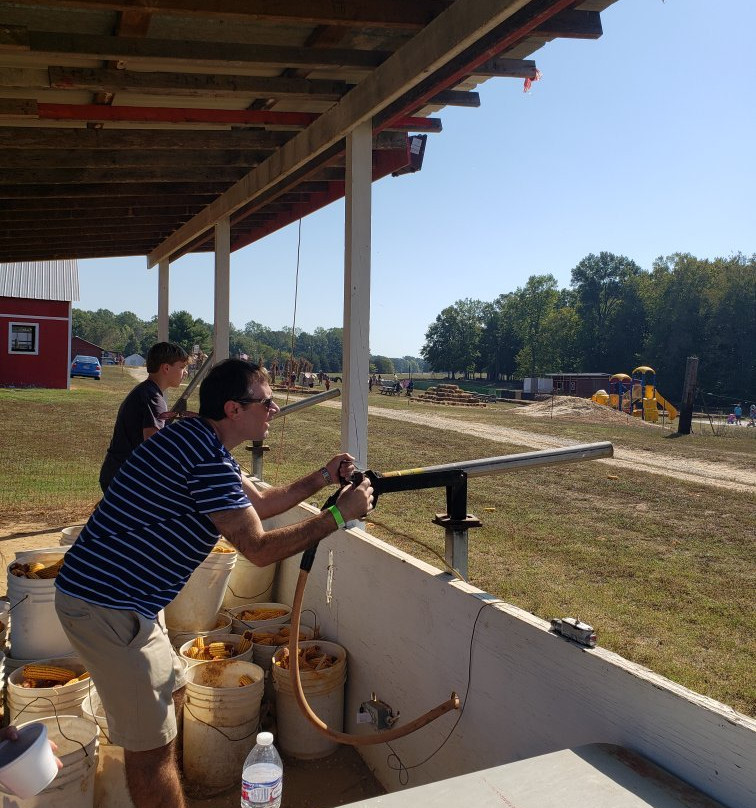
[361,405,756,494]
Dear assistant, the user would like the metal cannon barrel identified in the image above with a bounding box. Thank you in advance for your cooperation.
[380,442,613,480]
[273,387,341,418]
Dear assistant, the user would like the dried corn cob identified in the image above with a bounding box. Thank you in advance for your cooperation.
[194,636,206,650]
[27,562,45,574]
[235,637,252,654]
[238,675,255,687]
[36,559,65,579]
[22,664,77,684]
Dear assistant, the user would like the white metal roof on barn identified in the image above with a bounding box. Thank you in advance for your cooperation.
[0,261,80,303]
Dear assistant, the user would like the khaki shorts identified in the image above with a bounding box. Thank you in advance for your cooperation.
[55,589,186,752]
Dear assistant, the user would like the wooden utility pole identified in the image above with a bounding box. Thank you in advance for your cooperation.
[677,356,699,435]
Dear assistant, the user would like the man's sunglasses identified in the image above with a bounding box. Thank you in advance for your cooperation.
[234,396,275,411]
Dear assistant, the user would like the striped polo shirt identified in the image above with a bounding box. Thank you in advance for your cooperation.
[56,417,250,618]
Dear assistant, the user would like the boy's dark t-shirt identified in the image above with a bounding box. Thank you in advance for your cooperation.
[99,378,166,490]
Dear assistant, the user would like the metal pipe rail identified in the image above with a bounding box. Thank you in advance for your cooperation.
[382,442,614,480]
[272,387,341,419]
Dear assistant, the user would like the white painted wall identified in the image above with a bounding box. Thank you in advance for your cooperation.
[271,502,755,808]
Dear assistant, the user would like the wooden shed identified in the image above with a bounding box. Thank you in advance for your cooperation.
[0,260,78,389]
[549,372,611,398]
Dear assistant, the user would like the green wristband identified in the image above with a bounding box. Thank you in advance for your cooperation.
[327,504,346,528]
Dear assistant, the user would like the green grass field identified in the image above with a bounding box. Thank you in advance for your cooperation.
[1,367,754,715]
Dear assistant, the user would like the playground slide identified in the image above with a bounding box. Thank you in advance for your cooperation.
[654,391,678,420]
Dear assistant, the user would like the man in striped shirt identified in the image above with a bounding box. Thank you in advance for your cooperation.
[55,359,373,808]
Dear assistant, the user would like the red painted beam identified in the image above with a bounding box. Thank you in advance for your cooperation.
[36,103,440,132]
[37,103,319,126]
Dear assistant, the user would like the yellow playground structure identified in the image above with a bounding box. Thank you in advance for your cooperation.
[591,366,678,423]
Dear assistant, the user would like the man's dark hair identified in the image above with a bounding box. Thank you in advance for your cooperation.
[199,359,269,420]
[146,342,188,373]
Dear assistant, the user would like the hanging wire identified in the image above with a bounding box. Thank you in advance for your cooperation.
[384,598,505,784]
[270,218,303,486]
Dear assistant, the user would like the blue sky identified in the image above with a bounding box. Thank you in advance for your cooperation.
[76,0,756,358]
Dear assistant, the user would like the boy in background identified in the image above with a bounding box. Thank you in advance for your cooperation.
[99,342,189,492]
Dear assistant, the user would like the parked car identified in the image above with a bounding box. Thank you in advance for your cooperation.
[71,355,101,380]
[100,356,116,365]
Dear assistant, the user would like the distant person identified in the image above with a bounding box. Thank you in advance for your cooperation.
[733,403,743,425]
[99,342,190,492]
[369,374,375,393]
[749,404,756,427]
[407,379,414,396]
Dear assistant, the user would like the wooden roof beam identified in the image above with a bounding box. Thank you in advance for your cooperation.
[427,89,480,108]
[471,57,538,79]
[0,149,274,169]
[150,0,539,264]
[47,67,351,102]
[0,27,389,70]
[4,0,449,30]
[0,181,230,198]
[534,10,602,40]
[0,127,293,150]
[0,166,252,184]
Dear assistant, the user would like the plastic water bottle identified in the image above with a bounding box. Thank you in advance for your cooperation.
[241,731,283,808]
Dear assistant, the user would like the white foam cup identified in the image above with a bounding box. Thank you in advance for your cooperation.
[0,722,59,798]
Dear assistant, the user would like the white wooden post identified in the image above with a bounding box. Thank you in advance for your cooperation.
[341,121,372,470]
[214,217,231,361]
[157,259,169,342]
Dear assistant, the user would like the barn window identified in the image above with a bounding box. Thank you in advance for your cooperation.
[9,322,39,355]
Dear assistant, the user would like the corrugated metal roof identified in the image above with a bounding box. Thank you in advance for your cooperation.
[0,261,79,302]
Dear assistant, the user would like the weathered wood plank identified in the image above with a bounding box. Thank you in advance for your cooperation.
[4,0,448,29]
[0,97,37,117]
[0,182,231,197]
[471,57,537,78]
[0,148,272,168]
[428,89,480,108]
[0,165,251,183]
[534,9,602,39]
[0,127,292,149]
[48,66,351,101]
[12,29,389,70]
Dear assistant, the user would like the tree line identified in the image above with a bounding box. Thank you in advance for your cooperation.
[71,309,426,376]
[421,252,755,402]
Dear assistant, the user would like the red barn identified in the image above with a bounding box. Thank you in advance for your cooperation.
[0,261,79,390]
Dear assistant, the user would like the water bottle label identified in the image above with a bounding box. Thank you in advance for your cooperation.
[242,776,282,803]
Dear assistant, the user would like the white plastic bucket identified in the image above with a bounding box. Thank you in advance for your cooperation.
[0,600,9,647]
[179,633,254,668]
[13,547,68,563]
[272,640,346,759]
[0,721,59,799]
[183,659,265,791]
[251,625,315,674]
[221,555,276,608]
[82,693,135,808]
[252,624,315,704]
[184,659,264,727]
[59,526,83,546]
[166,612,232,650]
[10,715,99,808]
[163,548,237,632]
[7,656,90,723]
[228,602,291,635]
[2,650,78,681]
[7,550,72,660]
